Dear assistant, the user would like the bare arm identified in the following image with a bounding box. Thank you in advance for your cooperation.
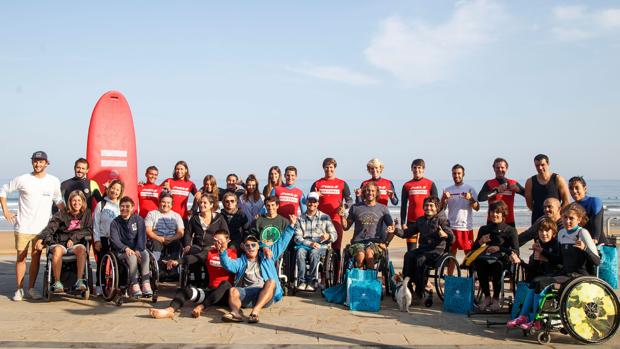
[524,177,533,211]
[0,197,15,224]
[556,175,571,208]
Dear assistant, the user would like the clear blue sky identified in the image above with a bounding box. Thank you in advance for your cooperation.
[2,1,619,183]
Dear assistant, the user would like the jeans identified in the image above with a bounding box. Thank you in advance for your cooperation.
[296,247,326,284]
[119,250,150,284]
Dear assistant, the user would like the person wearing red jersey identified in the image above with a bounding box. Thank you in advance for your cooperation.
[137,166,163,218]
[271,166,306,217]
[400,159,438,251]
[150,229,237,319]
[477,157,525,227]
[310,158,353,251]
[162,160,200,224]
[356,158,399,207]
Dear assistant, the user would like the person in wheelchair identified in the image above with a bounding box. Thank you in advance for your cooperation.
[109,196,152,298]
[401,196,453,304]
[294,192,337,292]
[509,203,600,331]
[175,194,228,286]
[150,229,237,319]
[339,181,395,270]
[35,190,91,293]
[145,193,184,275]
[470,200,520,311]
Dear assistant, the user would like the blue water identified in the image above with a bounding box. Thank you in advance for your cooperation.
[2,177,620,230]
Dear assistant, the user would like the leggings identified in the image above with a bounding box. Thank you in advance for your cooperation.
[402,249,441,297]
[169,281,232,311]
[95,237,110,287]
[473,258,504,298]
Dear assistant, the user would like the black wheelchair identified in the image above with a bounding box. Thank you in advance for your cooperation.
[421,247,462,307]
[41,243,93,301]
[467,255,524,313]
[525,276,620,344]
[98,249,159,306]
[340,243,394,298]
[290,246,340,295]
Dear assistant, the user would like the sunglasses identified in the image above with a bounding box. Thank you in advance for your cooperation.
[224,200,236,203]
[245,242,258,248]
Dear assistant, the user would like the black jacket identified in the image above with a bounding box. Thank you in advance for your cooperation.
[184,212,229,248]
[37,209,93,246]
[405,212,453,252]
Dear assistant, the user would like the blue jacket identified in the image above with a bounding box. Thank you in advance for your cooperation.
[220,224,294,303]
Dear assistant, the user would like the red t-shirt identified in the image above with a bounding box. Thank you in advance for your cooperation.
[137,183,163,218]
[275,186,304,217]
[485,178,518,225]
[312,177,348,221]
[403,178,435,222]
[206,247,237,288]
[162,178,197,219]
[361,178,394,207]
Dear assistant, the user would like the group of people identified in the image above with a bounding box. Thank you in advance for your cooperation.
[0,151,609,325]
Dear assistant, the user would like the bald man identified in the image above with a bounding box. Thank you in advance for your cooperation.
[518,198,563,246]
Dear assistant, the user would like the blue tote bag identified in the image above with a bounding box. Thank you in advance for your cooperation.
[442,276,474,314]
[599,245,618,289]
[346,268,382,312]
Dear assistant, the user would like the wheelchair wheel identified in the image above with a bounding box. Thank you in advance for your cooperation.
[380,252,393,298]
[147,250,160,295]
[323,249,340,288]
[42,260,52,302]
[99,253,119,302]
[436,255,461,301]
[537,331,551,344]
[559,276,620,344]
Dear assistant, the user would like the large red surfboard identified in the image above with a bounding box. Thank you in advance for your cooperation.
[86,91,138,205]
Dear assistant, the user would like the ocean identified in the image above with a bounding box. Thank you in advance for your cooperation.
[2,177,620,231]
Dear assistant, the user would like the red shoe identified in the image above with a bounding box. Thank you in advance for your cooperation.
[507,315,528,328]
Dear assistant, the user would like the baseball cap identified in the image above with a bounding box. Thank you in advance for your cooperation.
[31,151,48,161]
[244,235,259,243]
[307,192,320,202]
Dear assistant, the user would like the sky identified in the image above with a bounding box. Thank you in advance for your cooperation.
[1,0,619,184]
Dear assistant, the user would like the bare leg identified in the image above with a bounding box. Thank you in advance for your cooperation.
[15,249,28,289]
[52,246,65,281]
[364,248,375,269]
[228,287,243,317]
[28,243,42,289]
[250,280,275,316]
[191,304,205,318]
[354,251,365,269]
[73,246,86,279]
[149,306,176,319]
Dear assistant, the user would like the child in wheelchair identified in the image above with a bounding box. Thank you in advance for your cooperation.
[109,196,152,298]
[35,190,91,293]
[470,200,520,312]
[401,196,453,304]
[293,192,337,291]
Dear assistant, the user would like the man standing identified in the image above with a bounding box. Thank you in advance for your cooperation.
[478,157,525,227]
[0,151,64,301]
[138,166,163,218]
[57,158,103,211]
[272,166,306,218]
[310,158,353,251]
[441,164,479,257]
[524,154,570,224]
[400,159,437,251]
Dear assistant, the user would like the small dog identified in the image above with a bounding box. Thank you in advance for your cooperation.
[392,273,413,312]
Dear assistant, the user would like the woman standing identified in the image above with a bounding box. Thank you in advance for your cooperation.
[162,161,200,224]
[262,166,283,198]
[238,174,264,228]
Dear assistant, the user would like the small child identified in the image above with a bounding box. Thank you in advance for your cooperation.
[402,196,453,304]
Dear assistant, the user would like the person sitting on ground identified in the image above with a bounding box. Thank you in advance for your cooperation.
[339,181,395,270]
[109,196,152,298]
[218,215,296,324]
[150,229,237,319]
[294,192,337,292]
[470,200,520,312]
[145,193,184,275]
[402,196,453,304]
[220,192,248,250]
[172,194,228,286]
[35,190,91,293]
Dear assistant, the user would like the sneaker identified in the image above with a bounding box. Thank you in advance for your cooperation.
[305,284,315,292]
[507,315,528,328]
[520,320,542,331]
[12,289,24,301]
[479,297,492,311]
[131,284,142,298]
[74,279,87,291]
[297,282,307,291]
[52,281,64,293]
[28,288,43,299]
[489,299,501,312]
[141,282,153,297]
[94,286,103,297]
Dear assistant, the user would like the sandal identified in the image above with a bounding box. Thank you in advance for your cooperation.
[248,313,259,323]
[222,312,243,323]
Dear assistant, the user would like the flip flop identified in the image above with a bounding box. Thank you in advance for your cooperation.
[248,313,259,324]
[222,312,243,323]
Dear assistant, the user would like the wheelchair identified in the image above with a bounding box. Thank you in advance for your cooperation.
[98,249,159,306]
[340,242,394,298]
[148,240,183,283]
[291,245,340,295]
[178,250,210,289]
[41,243,93,301]
[466,254,524,312]
[526,276,620,344]
[421,247,462,307]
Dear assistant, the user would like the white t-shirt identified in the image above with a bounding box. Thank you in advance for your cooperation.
[444,183,478,230]
[145,210,184,237]
[0,173,62,234]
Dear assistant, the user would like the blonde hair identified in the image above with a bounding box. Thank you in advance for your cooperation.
[67,190,87,215]
[367,158,384,171]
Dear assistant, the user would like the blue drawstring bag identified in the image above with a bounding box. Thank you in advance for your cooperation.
[442,276,474,314]
[599,245,618,289]
[346,268,382,312]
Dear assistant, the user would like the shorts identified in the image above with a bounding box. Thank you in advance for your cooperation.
[348,242,384,259]
[450,229,474,253]
[48,243,86,255]
[14,232,37,251]
[237,286,273,308]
